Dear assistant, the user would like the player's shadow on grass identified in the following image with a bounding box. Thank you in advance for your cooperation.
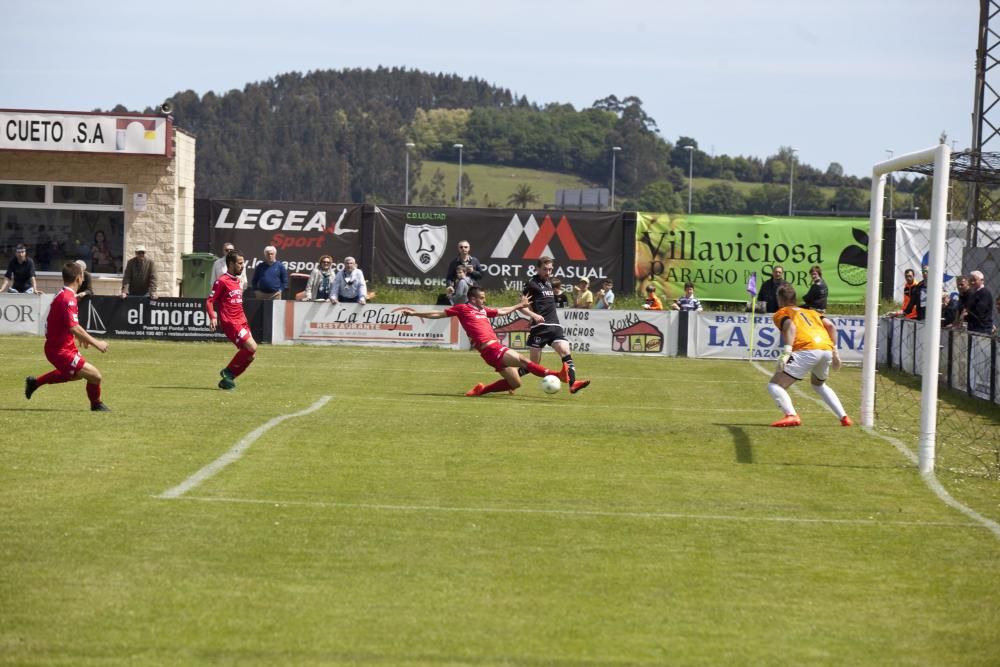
[725,425,754,464]
[0,407,75,412]
[148,386,220,391]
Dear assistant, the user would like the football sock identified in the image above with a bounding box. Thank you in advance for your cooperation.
[812,383,847,418]
[36,370,69,387]
[767,382,796,416]
[523,361,552,378]
[481,378,513,395]
[86,381,102,406]
[229,348,256,378]
[562,354,576,383]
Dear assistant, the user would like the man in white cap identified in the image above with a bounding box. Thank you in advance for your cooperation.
[211,241,247,291]
[120,244,157,298]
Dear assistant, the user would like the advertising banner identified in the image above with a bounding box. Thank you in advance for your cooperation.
[0,293,50,335]
[208,200,364,275]
[78,296,223,341]
[691,311,865,362]
[0,110,171,156]
[635,213,870,304]
[274,301,679,357]
[372,206,623,292]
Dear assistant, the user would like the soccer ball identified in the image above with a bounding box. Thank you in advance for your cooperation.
[541,375,561,394]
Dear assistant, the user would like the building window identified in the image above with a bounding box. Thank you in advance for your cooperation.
[0,180,125,274]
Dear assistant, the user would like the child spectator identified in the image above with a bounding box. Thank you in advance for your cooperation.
[642,284,663,310]
[573,279,594,309]
[672,281,703,311]
[594,279,615,309]
[447,265,472,305]
[551,278,569,308]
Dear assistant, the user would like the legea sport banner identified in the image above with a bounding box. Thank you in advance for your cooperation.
[209,200,363,274]
[636,213,870,303]
[372,206,622,292]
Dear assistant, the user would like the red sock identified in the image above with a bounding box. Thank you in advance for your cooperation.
[523,361,553,378]
[228,348,256,378]
[86,381,101,406]
[36,370,69,387]
[481,378,513,395]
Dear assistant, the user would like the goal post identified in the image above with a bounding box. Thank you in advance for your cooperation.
[861,143,952,474]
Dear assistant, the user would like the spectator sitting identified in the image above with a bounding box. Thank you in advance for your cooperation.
[303,254,337,302]
[642,284,663,310]
[573,279,594,309]
[331,256,367,305]
[75,259,94,300]
[552,278,569,308]
[941,291,958,328]
[1,244,39,293]
[672,281,703,311]
[802,265,828,312]
[447,265,472,305]
[211,242,247,292]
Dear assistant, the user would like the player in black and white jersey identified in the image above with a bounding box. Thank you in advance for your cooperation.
[520,256,590,394]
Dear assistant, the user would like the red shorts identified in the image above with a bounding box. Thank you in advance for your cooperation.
[478,341,511,372]
[45,346,86,378]
[222,319,251,347]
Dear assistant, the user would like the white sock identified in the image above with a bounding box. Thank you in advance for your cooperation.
[812,383,847,418]
[767,383,796,416]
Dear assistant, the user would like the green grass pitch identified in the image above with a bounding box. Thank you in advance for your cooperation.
[1,336,998,665]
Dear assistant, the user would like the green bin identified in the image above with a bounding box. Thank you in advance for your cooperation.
[181,253,218,298]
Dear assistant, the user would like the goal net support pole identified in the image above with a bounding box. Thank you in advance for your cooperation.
[861,143,951,474]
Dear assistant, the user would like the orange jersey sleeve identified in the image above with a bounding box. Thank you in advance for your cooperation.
[773,306,834,351]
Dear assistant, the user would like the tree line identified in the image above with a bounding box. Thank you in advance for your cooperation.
[116,66,925,214]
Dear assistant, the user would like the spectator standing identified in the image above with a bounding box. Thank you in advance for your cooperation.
[120,245,157,298]
[642,284,664,310]
[1,244,39,293]
[331,256,368,305]
[91,230,116,273]
[802,265,829,312]
[899,268,918,319]
[672,282,703,311]
[757,265,788,313]
[954,275,971,326]
[211,242,248,292]
[594,279,615,309]
[74,260,93,300]
[447,265,472,305]
[551,278,569,308]
[445,240,484,285]
[900,266,929,321]
[572,279,594,309]
[206,250,257,390]
[940,291,958,328]
[965,270,995,334]
[303,254,337,302]
[24,261,110,411]
[251,245,287,300]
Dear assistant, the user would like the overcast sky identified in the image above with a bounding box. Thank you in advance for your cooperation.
[1,0,978,178]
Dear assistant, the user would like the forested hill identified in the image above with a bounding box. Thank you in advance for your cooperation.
[117,66,889,209]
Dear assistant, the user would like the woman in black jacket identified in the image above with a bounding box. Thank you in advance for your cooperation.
[802,265,829,312]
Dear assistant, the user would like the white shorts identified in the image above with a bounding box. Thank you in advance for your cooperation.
[783,348,833,381]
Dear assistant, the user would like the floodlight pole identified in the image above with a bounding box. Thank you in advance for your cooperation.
[405,142,415,205]
[788,147,797,216]
[454,143,464,208]
[611,146,621,210]
[684,146,694,214]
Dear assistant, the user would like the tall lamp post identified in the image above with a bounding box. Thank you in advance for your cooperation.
[611,146,622,210]
[885,148,894,218]
[684,145,694,214]
[787,147,798,217]
[404,142,415,205]
[453,143,464,208]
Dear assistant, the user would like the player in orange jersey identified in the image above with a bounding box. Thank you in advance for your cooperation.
[766,283,852,428]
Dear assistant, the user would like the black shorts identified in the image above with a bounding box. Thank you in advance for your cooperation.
[528,324,567,349]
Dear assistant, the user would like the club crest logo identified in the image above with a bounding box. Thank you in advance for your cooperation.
[405,224,447,273]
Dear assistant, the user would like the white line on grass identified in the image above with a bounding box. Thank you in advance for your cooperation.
[156,395,332,499]
[173,495,977,529]
[751,361,1000,540]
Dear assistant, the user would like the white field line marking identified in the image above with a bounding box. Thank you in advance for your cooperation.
[170,495,976,529]
[157,395,332,499]
[751,361,1000,540]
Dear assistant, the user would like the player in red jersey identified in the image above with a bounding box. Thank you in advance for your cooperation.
[206,250,257,390]
[24,261,110,411]
[398,286,570,396]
